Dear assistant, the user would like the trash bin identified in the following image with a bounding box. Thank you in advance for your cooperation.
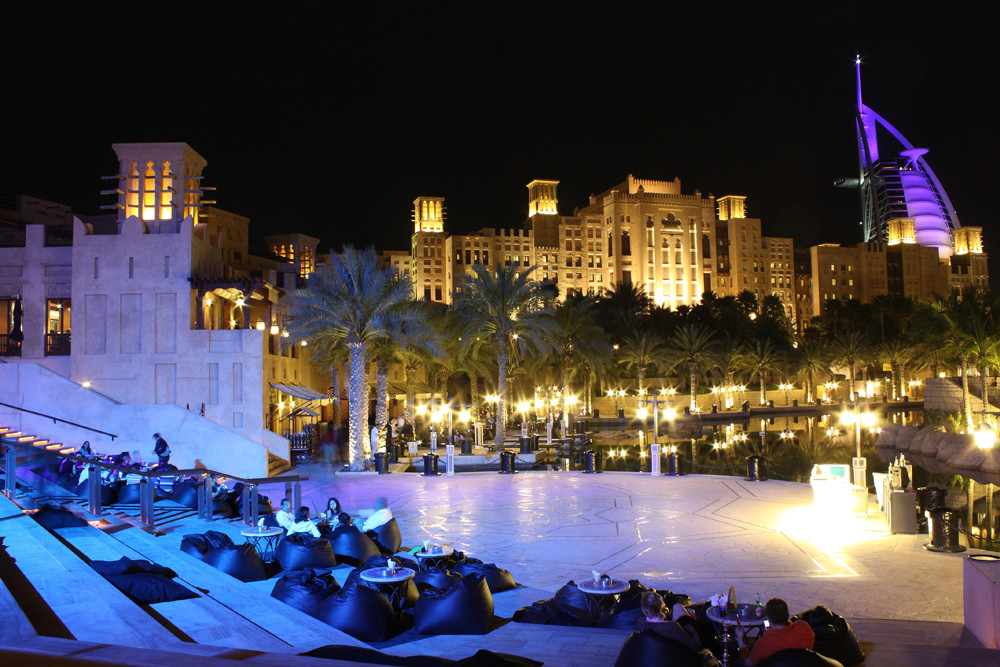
[666,452,679,476]
[422,453,439,477]
[519,437,532,454]
[592,409,599,419]
[617,409,625,419]
[374,452,389,475]
[583,449,602,474]
[745,455,766,482]
[925,508,966,552]
[499,451,516,474]
[461,437,472,455]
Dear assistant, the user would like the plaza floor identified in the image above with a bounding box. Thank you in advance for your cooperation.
[296,465,967,624]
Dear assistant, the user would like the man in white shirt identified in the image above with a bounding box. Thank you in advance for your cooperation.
[361,497,393,533]
[275,498,295,531]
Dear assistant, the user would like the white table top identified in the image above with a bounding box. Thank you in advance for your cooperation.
[241,526,283,537]
[577,579,629,595]
[706,603,767,627]
[360,566,416,584]
[414,547,454,559]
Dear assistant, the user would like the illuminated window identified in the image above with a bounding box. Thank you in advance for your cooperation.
[142,162,157,220]
[126,162,140,218]
[160,161,172,219]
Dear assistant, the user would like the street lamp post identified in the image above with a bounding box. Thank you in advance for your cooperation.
[841,406,876,488]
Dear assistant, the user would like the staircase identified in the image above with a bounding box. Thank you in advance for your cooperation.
[268,451,291,476]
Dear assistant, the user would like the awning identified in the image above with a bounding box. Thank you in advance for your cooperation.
[270,382,327,401]
[279,406,319,421]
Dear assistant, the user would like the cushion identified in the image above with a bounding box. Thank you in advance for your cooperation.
[104,573,198,604]
[791,606,864,667]
[32,507,88,529]
[372,518,402,553]
[180,530,234,560]
[203,542,267,582]
[413,568,463,593]
[171,481,200,509]
[90,557,177,578]
[212,499,237,518]
[117,483,142,504]
[757,648,845,667]
[314,578,396,642]
[530,580,610,627]
[452,559,517,593]
[329,525,381,566]
[271,568,341,616]
[414,573,494,635]
[613,630,719,667]
[597,581,692,630]
[275,534,338,571]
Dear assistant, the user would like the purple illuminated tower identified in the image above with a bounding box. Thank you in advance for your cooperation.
[855,56,960,257]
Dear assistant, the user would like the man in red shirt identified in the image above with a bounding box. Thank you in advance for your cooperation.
[737,598,815,665]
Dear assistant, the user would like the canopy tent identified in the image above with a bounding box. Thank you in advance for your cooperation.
[269,382,327,401]
[278,406,319,421]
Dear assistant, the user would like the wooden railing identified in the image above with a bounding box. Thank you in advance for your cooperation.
[0,400,117,439]
[0,334,21,357]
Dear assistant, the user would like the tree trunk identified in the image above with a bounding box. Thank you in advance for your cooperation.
[689,360,698,412]
[330,366,342,427]
[405,364,417,427]
[469,368,480,418]
[890,362,899,401]
[848,360,856,401]
[495,336,508,448]
[967,477,976,538]
[759,369,767,405]
[806,368,814,404]
[981,359,989,420]
[561,354,571,418]
[347,341,367,471]
[961,355,973,430]
[375,360,389,451]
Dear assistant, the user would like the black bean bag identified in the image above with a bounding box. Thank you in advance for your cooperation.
[414,573,494,635]
[451,559,517,593]
[72,481,118,505]
[363,553,419,572]
[260,513,281,529]
[116,483,142,504]
[104,573,199,604]
[300,645,542,666]
[275,533,338,571]
[31,507,88,529]
[212,499,237,518]
[179,530,235,560]
[271,568,341,616]
[329,525,381,566]
[597,581,693,630]
[203,542,267,582]
[90,557,176,578]
[171,481,200,509]
[513,580,610,626]
[613,629,719,667]
[234,489,273,515]
[791,606,864,667]
[360,555,419,609]
[413,567,463,593]
[757,648,845,667]
[371,518,402,554]
[314,577,396,642]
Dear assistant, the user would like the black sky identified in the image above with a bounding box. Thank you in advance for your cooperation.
[3,3,998,264]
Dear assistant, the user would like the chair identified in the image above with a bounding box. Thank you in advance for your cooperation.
[791,606,865,667]
[414,573,494,635]
[314,578,396,642]
[372,517,402,554]
[274,534,338,571]
[179,530,234,560]
[613,630,719,667]
[328,525,381,566]
[452,557,517,593]
[271,568,341,616]
[202,543,267,582]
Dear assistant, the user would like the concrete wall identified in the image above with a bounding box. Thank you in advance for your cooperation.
[0,362,271,478]
[924,377,994,415]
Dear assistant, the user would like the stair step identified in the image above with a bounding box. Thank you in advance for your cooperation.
[16,435,38,442]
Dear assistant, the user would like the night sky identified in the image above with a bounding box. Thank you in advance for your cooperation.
[3,4,997,267]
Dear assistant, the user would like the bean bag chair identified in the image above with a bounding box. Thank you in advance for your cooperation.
[300,645,542,666]
[757,648,845,667]
[452,559,516,593]
[516,580,610,627]
[179,530,234,560]
[171,481,200,509]
[116,483,142,504]
[234,489,273,515]
[413,567,463,594]
[414,573,494,635]
[314,577,396,642]
[212,499,237,518]
[275,534,338,571]
[73,481,118,505]
[260,513,282,529]
[329,525,381,566]
[202,542,267,582]
[90,557,176,578]
[360,555,419,609]
[613,629,720,667]
[31,507,88,529]
[363,553,419,572]
[791,606,864,667]
[105,573,198,604]
[271,568,341,616]
[371,518,402,554]
[597,581,693,630]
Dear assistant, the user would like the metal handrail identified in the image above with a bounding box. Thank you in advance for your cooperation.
[0,400,118,440]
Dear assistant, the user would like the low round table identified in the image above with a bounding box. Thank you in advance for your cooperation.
[706,603,768,641]
[359,566,416,610]
[413,547,454,571]
[578,579,630,600]
[240,526,283,562]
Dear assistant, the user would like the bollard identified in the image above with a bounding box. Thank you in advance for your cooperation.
[745,455,766,482]
[650,443,660,475]
[617,408,625,418]
[520,436,532,454]
[374,452,388,474]
[593,408,599,419]
[461,436,472,455]
[583,449,602,474]
[793,399,799,407]
[499,451,516,474]
[422,453,439,476]
[430,431,438,452]
[917,486,948,532]
[925,508,966,552]
[667,452,679,476]
[445,444,455,476]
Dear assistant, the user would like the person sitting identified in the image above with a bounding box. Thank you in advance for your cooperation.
[286,506,321,539]
[360,496,392,533]
[635,592,701,652]
[738,597,815,665]
[274,498,296,531]
[322,497,352,528]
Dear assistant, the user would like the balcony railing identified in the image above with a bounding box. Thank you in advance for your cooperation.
[45,332,71,356]
[0,334,22,357]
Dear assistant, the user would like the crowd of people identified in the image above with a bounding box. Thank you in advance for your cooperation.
[271,496,393,542]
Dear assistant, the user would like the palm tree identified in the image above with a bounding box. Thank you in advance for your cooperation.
[833,331,868,401]
[669,323,721,413]
[875,340,912,401]
[739,338,784,405]
[305,340,348,429]
[451,263,556,448]
[792,338,827,403]
[551,299,613,416]
[290,246,415,470]
[619,330,668,398]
